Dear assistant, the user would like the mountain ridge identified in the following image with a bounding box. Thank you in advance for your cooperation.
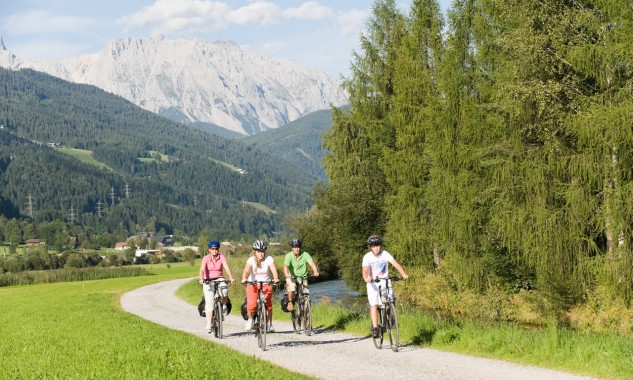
[0,35,348,136]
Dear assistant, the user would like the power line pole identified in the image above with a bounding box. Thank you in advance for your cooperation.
[110,187,116,206]
[96,200,103,217]
[68,205,76,223]
[193,195,198,207]
[124,183,131,198]
[25,193,35,218]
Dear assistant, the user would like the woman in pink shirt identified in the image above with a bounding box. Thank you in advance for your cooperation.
[199,240,235,333]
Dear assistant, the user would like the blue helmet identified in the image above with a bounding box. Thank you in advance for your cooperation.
[208,240,220,249]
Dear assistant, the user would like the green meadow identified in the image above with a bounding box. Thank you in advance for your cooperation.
[0,262,312,380]
[3,260,631,379]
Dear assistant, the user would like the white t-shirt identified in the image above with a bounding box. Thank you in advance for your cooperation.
[362,250,394,279]
[246,255,275,282]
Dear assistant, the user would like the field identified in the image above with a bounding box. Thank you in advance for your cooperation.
[2,259,632,379]
[0,262,312,379]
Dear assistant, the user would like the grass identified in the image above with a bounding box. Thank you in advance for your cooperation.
[56,147,113,171]
[0,261,313,380]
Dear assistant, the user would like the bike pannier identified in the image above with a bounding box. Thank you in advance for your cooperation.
[198,296,206,317]
[280,293,290,313]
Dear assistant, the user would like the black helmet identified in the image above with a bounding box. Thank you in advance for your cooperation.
[208,240,220,248]
[252,240,268,251]
[290,239,302,248]
[367,235,382,246]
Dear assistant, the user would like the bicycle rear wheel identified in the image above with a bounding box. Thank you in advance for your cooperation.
[257,301,267,351]
[386,302,399,352]
[372,308,384,349]
[213,300,223,339]
[303,298,312,336]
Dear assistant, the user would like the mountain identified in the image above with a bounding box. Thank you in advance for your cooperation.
[0,67,318,238]
[0,35,348,136]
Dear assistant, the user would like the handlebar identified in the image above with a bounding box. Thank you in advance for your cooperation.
[243,280,279,286]
[370,276,403,283]
[203,278,233,284]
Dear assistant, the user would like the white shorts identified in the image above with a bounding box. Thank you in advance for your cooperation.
[203,278,228,312]
[366,279,388,307]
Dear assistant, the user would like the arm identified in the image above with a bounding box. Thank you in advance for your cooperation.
[198,257,206,284]
[283,263,291,278]
[241,262,252,283]
[309,259,319,277]
[390,259,409,280]
[362,265,370,283]
[270,261,280,282]
[222,259,235,283]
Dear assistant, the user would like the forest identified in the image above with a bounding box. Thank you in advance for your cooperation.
[291,0,633,333]
[0,67,321,239]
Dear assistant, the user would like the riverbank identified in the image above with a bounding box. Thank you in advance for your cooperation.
[176,277,624,379]
[131,277,598,380]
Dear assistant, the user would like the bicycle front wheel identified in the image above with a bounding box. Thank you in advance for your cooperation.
[303,298,312,336]
[387,303,399,352]
[257,301,267,351]
[213,300,223,339]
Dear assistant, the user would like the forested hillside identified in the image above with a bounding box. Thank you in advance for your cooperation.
[0,68,317,238]
[293,0,633,332]
[242,109,336,181]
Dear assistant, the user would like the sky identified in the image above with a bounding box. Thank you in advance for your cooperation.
[1,0,451,78]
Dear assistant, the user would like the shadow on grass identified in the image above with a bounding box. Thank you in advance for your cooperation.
[326,310,364,330]
[410,327,436,346]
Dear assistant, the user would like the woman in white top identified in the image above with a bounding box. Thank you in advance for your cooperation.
[241,240,280,332]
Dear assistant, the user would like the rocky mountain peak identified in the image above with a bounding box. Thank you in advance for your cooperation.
[0,36,348,135]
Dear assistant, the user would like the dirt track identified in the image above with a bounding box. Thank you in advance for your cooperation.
[120,277,599,380]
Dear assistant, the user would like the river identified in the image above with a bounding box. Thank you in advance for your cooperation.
[299,279,365,308]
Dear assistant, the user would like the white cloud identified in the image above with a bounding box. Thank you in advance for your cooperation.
[337,9,368,38]
[117,0,231,33]
[282,2,332,20]
[4,10,94,35]
[227,1,281,26]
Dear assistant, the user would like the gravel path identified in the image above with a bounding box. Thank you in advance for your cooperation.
[120,277,599,380]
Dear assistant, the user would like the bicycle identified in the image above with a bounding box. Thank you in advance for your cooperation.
[245,280,276,351]
[203,279,229,339]
[289,275,313,336]
[370,276,402,352]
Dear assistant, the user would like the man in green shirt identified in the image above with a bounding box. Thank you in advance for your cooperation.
[283,239,319,311]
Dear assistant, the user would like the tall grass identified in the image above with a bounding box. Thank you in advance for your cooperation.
[0,267,150,287]
[0,262,313,380]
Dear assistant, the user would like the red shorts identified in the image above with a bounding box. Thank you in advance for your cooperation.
[246,283,273,313]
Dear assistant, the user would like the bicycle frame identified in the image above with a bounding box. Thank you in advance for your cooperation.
[370,276,401,352]
[290,276,312,335]
[245,280,274,351]
[203,279,228,339]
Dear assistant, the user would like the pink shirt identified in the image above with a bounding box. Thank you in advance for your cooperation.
[201,254,227,279]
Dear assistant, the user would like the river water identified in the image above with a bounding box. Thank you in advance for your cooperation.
[302,279,365,308]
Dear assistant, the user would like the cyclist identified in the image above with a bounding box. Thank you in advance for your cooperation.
[362,234,408,338]
[241,240,280,332]
[199,240,236,333]
[283,238,319,311]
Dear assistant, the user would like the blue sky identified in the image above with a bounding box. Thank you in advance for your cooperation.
[1,0,451,77]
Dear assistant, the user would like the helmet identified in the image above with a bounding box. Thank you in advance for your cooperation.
[252,240,268,251]
[367,235,382,246]
[208,240,220,248]
[290,239,302,248]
